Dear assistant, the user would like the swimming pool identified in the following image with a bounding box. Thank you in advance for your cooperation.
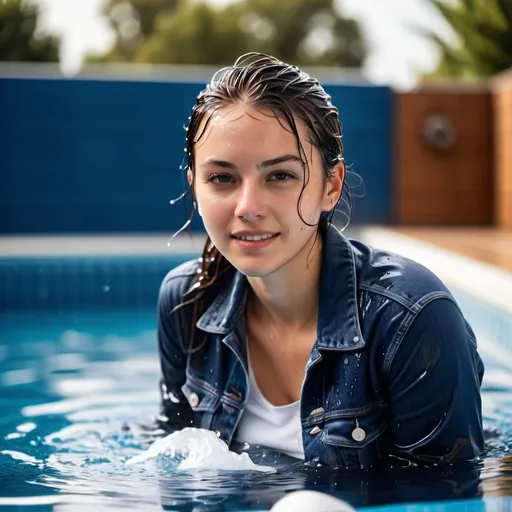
[1,245,512,511]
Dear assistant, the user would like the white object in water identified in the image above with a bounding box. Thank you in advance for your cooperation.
[125,427,275,473]
[271,490,355,512]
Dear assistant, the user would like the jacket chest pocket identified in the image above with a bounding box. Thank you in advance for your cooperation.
[320,403,389,469]
[181,378,220,431]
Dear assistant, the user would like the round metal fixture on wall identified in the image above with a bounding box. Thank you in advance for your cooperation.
[422,113,456,152]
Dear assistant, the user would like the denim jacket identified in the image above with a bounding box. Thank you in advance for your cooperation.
[156,227,484,469]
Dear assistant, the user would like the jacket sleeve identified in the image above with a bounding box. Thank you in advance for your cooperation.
[154,272,195,433]
[386,297,485,464]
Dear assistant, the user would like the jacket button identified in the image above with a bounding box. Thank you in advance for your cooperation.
[352,427,366,442]
[309,426,322,435]
[309,407,325,416]
[189,392,199,407]
[353,336,360,343]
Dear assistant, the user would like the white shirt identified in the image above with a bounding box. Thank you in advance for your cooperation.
[235,357,305,460]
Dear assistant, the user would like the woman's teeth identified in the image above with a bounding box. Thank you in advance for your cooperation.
[236,234,275,241]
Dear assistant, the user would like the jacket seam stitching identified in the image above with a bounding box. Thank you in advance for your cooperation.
[358,283,417,311]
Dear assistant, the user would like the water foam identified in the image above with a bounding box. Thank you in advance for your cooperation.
[126,427,275,473]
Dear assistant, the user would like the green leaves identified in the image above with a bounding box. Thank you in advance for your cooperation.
[0,0,59,62]
[425,0,512,79]
[93,0,366,68]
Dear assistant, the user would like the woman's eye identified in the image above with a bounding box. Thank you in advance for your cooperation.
[205,171,296,184]
[208,173,233,184]
[269,171,295,181]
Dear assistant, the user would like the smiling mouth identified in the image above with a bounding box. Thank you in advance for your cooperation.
[231,234,279,241]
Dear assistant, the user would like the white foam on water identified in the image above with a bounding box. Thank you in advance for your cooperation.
[1,450,41,465]
[125,427,276,473]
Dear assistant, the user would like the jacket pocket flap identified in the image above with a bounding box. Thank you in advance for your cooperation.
[182,379,220,412]
[321,406,387,448]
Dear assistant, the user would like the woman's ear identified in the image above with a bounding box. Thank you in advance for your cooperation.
[323,163,344,211]
[187,169,202,216]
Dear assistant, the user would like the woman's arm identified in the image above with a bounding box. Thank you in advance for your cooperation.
[154,273,195,433]
[386,297,485,464]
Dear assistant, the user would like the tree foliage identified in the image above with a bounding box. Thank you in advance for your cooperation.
[423,0,512,79]
[92,0,366,67]
[0,0,59,62]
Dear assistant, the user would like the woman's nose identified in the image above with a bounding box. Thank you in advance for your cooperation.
[234,180,267,221]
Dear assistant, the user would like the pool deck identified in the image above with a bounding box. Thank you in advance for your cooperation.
[387,227,512,273]
[1,226,512,315]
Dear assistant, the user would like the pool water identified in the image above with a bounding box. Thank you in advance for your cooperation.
[1,257,512,511]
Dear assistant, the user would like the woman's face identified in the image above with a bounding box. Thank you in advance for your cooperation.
[192,104,342,278]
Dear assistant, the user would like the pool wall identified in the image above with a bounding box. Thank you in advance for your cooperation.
[0,254,196,311]
[0,77,393,234]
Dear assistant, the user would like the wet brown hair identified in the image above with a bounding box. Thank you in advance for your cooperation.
[172,52,351,352]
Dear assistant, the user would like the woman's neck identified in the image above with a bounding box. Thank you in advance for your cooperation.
[246,232,323,330]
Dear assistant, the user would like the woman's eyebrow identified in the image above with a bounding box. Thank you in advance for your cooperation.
[200,158,236,170]
[200,154,304,170]
[258,155,304,168]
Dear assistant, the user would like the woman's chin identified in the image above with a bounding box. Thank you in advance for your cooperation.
[230,260,276,279]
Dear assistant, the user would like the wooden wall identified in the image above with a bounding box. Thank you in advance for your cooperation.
[492,71,512,229]
[394,86,494,225]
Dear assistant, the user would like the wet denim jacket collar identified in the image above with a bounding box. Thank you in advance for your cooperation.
[195,227,366,353]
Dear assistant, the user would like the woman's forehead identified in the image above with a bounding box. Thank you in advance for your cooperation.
[194,104,310,152]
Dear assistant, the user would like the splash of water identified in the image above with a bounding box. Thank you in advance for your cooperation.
[126,427,276,473]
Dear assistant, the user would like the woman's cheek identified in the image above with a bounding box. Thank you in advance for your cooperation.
[199,201,229,235]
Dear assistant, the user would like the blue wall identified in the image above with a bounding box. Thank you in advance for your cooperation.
[0,77,393,234]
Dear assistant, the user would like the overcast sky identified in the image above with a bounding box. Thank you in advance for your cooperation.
[32,0,456,89]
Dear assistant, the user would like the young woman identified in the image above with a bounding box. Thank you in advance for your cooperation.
[155,53,484,469]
